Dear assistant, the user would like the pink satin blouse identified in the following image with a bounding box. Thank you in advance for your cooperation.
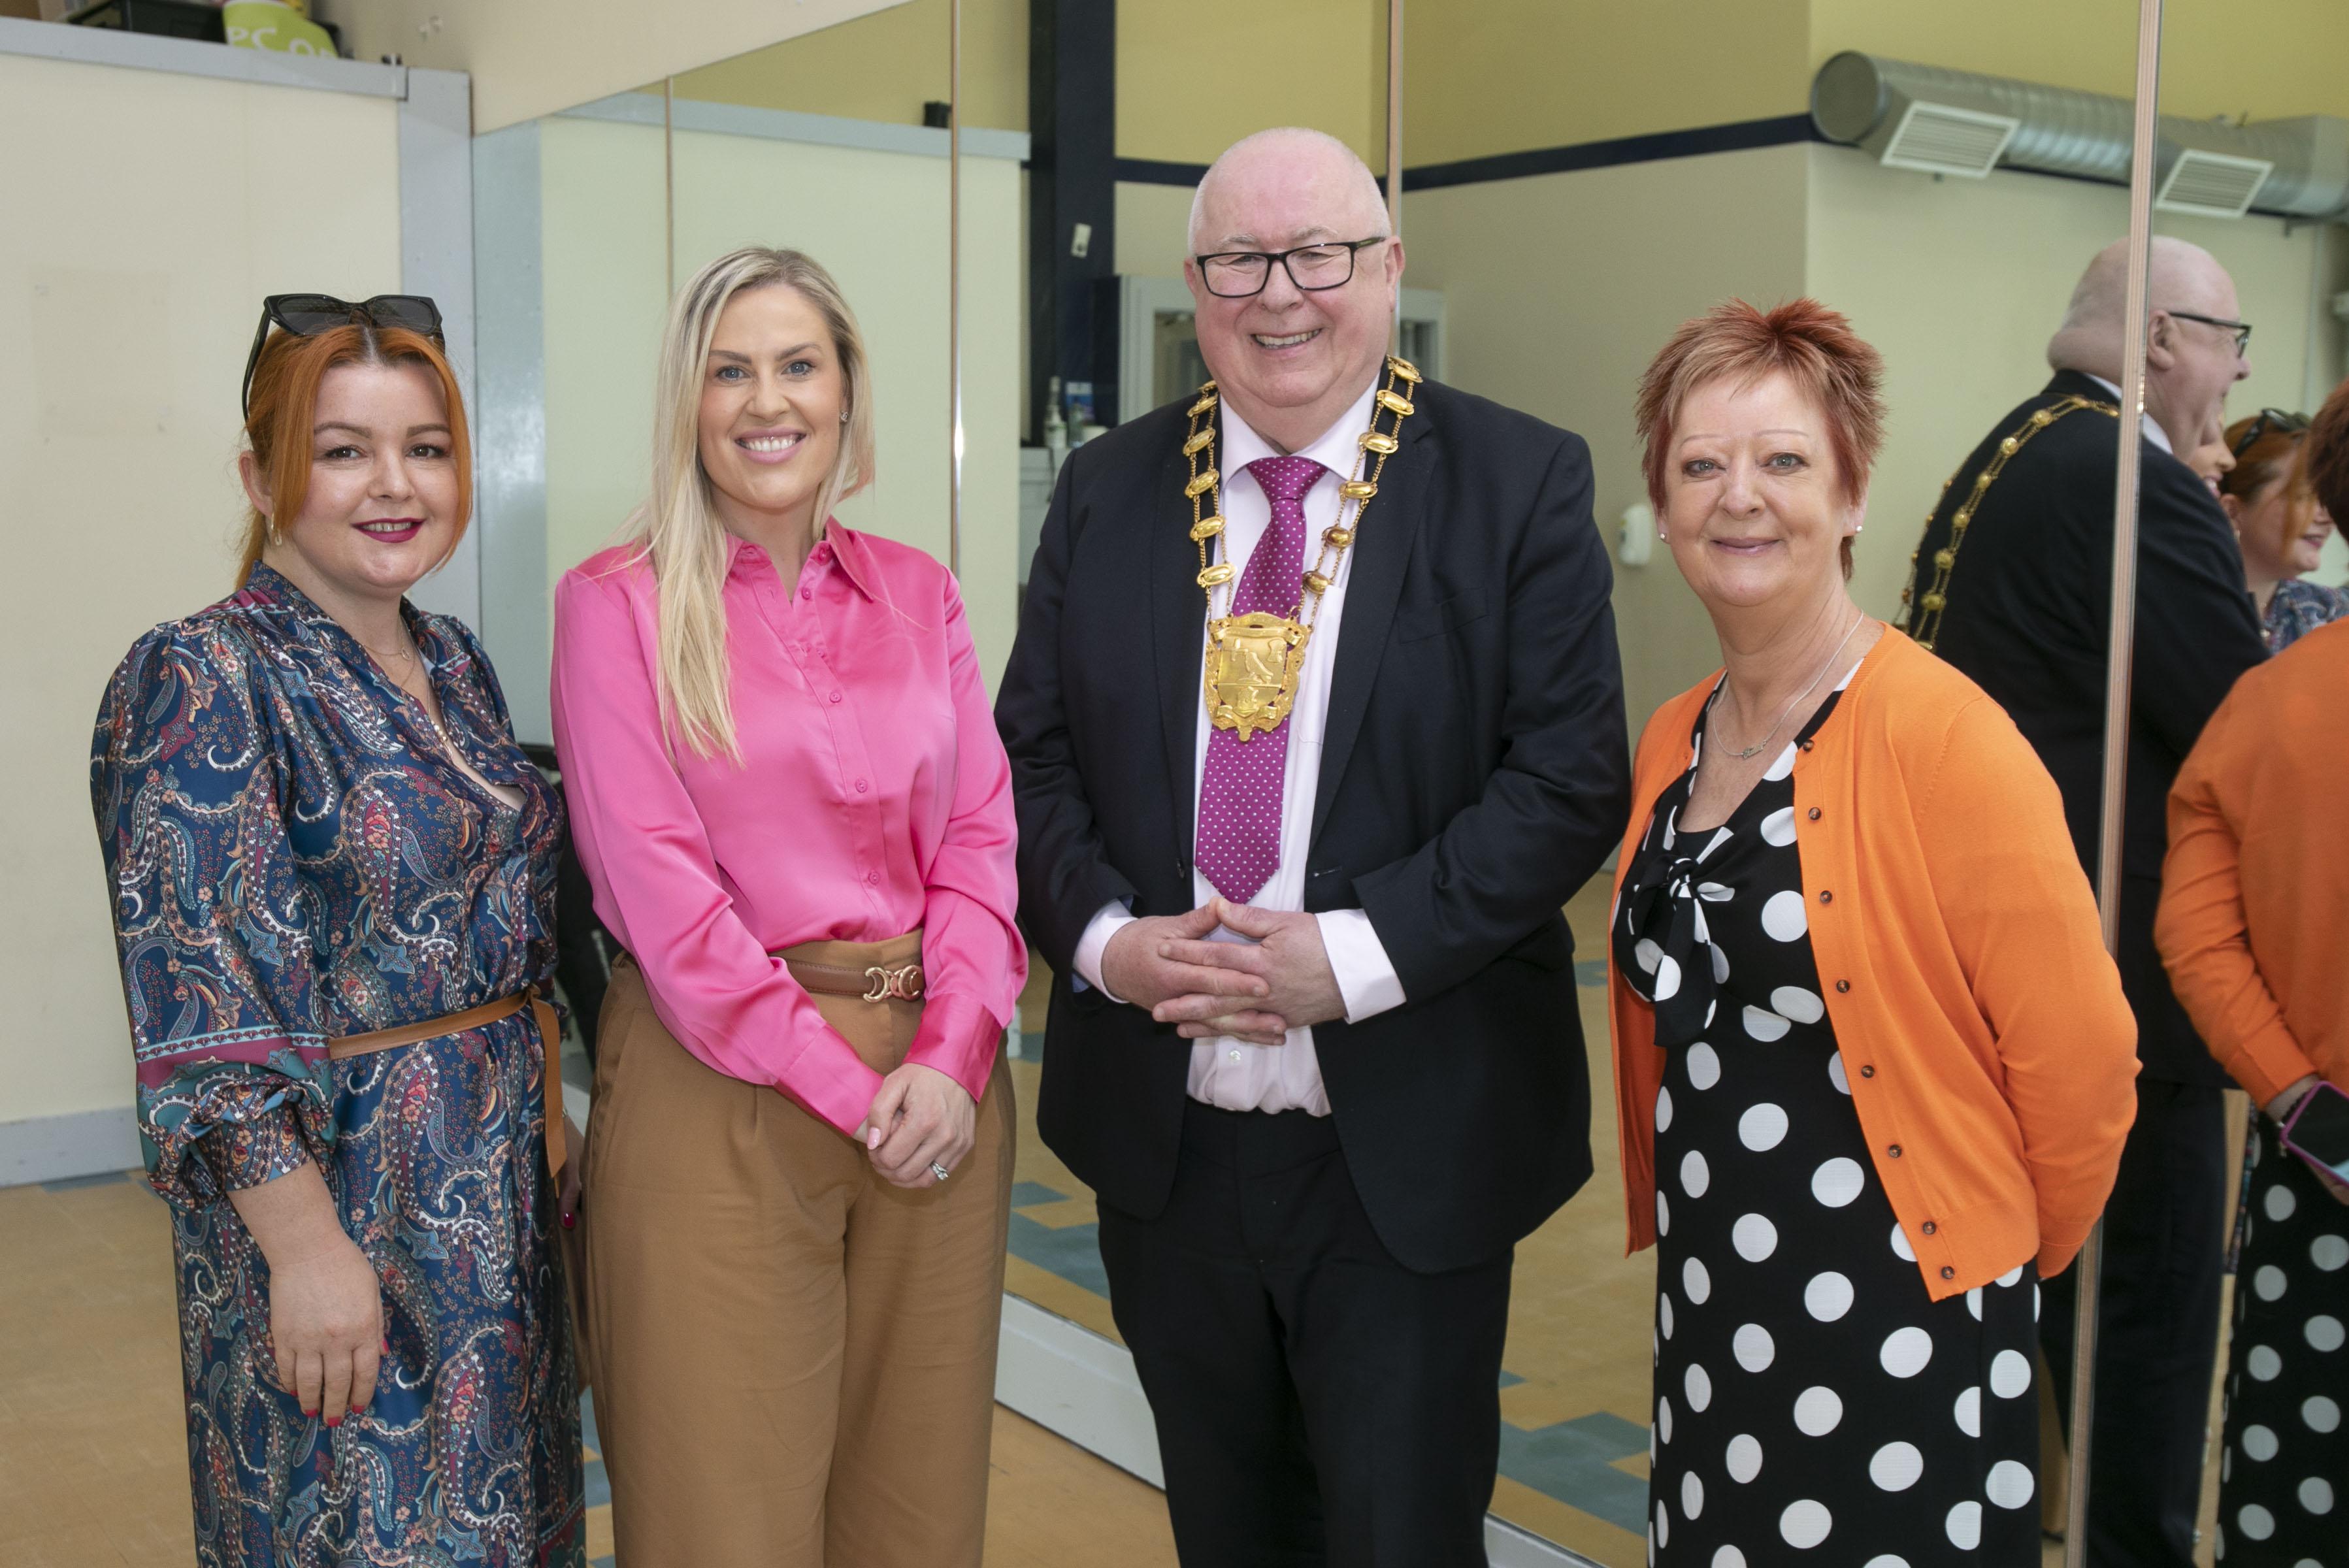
[551,525,1025,1135]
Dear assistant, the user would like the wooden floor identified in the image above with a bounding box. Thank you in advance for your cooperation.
[0,1167,1177,1567]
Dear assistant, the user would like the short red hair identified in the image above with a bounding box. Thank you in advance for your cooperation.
[1635,298,1886,578]
[2307,375,2349,524]
[238,323,471,585]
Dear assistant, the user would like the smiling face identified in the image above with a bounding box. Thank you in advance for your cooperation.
[696,283,846,540]
[1185,132,1401,451]
[1662,371,1862,614]
[2147,281,2250,451]
[245,359,459,608]
[2227,471,2332,581]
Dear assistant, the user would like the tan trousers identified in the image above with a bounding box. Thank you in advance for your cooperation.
[582,941,1013,1567]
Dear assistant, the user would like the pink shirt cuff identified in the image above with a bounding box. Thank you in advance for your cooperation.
[781,1043,887,1139]
[904,991,1005,1105]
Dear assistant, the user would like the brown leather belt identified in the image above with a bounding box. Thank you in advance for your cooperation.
[781,957,926,1004]
[326,987,567,1178]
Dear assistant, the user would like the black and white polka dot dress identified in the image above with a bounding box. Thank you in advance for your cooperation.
[1615,679,2043,1565]
[2215,1112,2348,1565]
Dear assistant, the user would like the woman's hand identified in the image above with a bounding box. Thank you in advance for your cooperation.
[858,1064,976,1189]
[2265,1075,2349,1205]
[226,1160,384,1424]
[265,1233,387,1423]
[557,1113,586,1231]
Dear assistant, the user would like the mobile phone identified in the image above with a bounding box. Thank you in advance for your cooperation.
[2280,1080,2349,1184]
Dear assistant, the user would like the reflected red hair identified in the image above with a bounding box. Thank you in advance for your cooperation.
[237,324,471,585]
[1635,298,1886,580]
[2307,376,2349,523]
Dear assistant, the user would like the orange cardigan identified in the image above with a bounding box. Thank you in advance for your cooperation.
[1607,630,2139,1299]
[2156,619,2349,1105]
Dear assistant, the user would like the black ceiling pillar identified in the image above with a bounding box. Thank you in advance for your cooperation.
[1028,0,1117,438]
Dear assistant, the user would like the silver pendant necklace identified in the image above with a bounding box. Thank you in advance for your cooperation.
[1717,612,1866,761]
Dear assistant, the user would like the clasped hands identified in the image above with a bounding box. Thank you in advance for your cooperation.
[855,1064,974,1190]
[1102,897,1344,1046]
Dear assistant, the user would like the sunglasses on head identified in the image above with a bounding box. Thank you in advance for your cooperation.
[241,293,445,415]
[2229,407,2309,458]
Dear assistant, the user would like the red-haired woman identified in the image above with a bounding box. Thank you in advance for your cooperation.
[89,297,584,1566]
[1607,299,2138,1563]
[2216,410,2347,652]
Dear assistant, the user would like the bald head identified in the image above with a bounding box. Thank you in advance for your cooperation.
[2046,236,2236,377]
[1187,127,1389,255]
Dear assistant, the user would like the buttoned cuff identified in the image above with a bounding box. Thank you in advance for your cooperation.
[1317,909,1406,1024]
[904,992,1006,1105]
[1073,900,1138,1003]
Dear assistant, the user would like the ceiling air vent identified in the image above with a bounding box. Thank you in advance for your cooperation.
[1877,100,2020,178]
[2156,149,2275,219]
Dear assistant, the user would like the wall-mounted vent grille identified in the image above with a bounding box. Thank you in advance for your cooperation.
[1877,101,2020,178]
[2156,150,2275,219]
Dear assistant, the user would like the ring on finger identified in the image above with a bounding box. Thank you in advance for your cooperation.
[928,1162,951,1181]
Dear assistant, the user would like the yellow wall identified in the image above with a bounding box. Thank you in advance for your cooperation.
[1398,0,2349,169]
[670,0,1030,135]
[1404,145,1813,731]
[1403,0,1811,167]
[1118,0,1388,167]
[0,52,403,1129]
[662,0,1392,167]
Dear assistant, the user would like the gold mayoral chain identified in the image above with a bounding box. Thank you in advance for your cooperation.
[1183,355,1421,742]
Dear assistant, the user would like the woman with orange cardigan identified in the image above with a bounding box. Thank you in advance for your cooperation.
[1609,299,2138,1565]
[2156,376,2349,1567]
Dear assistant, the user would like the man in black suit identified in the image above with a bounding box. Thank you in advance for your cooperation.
[1902,236,2265,1568]
[995,127,1628,1565]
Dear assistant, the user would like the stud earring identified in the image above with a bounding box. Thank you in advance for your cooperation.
[840,410,850,423]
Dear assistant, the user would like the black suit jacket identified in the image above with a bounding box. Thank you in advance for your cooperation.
[1902,370,2265,1086]
[995,380,1630,1274]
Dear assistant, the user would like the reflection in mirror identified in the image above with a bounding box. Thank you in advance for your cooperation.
[1395,7,2205,1564]
[2139,9,2349,1568]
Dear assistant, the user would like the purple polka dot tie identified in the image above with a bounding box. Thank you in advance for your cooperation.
[1195,454,1324,904]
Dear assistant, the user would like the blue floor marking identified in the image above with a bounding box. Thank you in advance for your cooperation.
[1497,1408,1649,1533]
[1006,1210,1113,1299]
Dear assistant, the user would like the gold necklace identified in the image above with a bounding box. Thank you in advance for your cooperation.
[359,628,454,747]
[1184,355,1420,741]
[1901,394,2114,650]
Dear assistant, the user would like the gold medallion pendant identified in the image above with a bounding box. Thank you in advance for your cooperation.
[1183,355,1420,742]
[1204,612,1310,741]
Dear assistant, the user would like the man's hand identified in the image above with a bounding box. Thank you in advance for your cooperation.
[1102,906,1274,1009]
[1153,897,1345,1041]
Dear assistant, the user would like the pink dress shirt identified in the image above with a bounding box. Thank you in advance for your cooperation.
[551,524,1026,1137]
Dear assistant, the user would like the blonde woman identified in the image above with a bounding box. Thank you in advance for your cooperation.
[550,248,1025,1564]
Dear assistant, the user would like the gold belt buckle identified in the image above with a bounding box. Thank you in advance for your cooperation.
[862,964,925,1003]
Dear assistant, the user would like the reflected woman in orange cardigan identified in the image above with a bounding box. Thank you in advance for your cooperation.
[1609,299,2137,1566]
[2156,374,2349,1567]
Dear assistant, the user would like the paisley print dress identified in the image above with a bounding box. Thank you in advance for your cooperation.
[90,564,584,1568]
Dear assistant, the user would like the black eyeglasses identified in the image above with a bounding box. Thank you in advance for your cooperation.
[2229,406,2309,457]
[241,293,445,414]
[1192,238,1388,299]
[2165,309,2253,355]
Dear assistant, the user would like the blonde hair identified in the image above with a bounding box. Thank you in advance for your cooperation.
[625,248,877,760]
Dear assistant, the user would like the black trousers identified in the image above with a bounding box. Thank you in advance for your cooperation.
[2040,1076,2227,1568]
[1096,1100,1514,1568]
